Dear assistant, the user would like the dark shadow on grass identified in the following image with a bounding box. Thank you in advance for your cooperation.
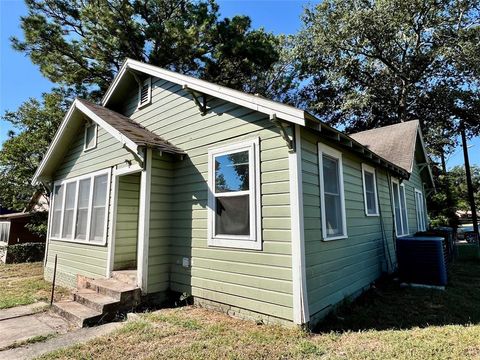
[314,260,480,333]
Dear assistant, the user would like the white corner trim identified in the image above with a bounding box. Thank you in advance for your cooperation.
[289,124,309,325]
[102,59,306,126]
[318,142,348,241]
[361,163,380,217]
[137,148,152,292]
[106,168,119,278]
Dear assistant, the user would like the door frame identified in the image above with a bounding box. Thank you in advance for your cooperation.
[106,164,143,282]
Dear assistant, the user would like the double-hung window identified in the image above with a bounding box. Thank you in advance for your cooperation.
[50,170,110,244]
[415,189,427,231]
[318,143,347,240]
[361,164,379,216]
[207,138,261,250]
[392,179,409,236]
[0,222,10,243]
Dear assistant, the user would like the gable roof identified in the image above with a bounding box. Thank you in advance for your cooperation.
[102,58,308,126]
[32,98,184,184]
[78,99,184,154]
[350,120,434,187]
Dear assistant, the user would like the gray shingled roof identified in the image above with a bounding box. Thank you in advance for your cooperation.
[349,120,420,173]
[78,99,185,155]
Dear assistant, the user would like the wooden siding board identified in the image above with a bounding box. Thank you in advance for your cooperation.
[125,79,294,321]
[301,128,397,320]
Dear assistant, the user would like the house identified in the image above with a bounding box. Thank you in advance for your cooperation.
[0,192,49,263]
[32,59,434,327]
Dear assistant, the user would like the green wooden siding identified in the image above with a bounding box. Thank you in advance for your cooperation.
[301,128,397,321]
[401,156,425,233]
[114,173,140,270]
[148,152,174,293]
[125,78,294,321]
[45,121,138,287]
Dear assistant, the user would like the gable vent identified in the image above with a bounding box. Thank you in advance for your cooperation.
[138,77,151,107]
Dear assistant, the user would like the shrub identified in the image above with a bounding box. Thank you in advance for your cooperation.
[4,243,45,263]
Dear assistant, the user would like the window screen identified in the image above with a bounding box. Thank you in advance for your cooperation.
[363,167,378,215]
[62,182,77,239]
[84,123,96,150]
[400,185,409,235]
[214,150,250,236]
[90,174,108,242]
[75,178,91,240]
[51,185,64,238]
[415,190,427,231]
[322,154,344,237]
[0,222,10,243]
[392,180,408,236]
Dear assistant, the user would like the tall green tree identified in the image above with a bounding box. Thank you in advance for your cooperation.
[0,89,71,211]
[296,0,480,156]
[12,0,281,99]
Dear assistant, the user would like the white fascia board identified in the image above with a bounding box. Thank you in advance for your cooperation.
[102,59,306,126]
[32,99,142,185]
[32,102,78,185]
[75,101,140,156]
[416,124,435,189]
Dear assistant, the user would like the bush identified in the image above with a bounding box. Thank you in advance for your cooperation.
[4,243,45,263]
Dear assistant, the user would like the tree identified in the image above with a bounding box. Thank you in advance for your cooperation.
[12,0,281,99]
[0,90,71,211]
[295,0,480,154]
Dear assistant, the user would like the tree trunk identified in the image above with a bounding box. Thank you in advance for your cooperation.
[461,126,479,237]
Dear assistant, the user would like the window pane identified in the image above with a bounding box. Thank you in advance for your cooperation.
[400,186,408,234]
[62,182,77,239]
[75,178,91,240]
[322,154,344,237]
[215,151,249,193]
[323,155,339,194]
[392,182,402,235]
[215,195,250,236]
[364,171,376,213]
[0,223,9,243]
[51,185,64,238]
[325,193,342,236]
[90,175,108,241]
[85,124,96,149]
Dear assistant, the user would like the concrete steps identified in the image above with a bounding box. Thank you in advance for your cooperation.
[52,272,140,328]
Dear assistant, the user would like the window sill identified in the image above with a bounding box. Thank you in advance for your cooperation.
[49,237,107,247]
[208,237,262,251]
[83,145,97,153]
[322,235,348,241]
[137,101,151,110]
[365,213,380,217]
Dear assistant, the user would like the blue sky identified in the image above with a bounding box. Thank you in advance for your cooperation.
[0,0,478,168]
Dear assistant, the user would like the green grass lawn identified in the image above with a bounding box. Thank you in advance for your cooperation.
[37,260,480,359]
[0,262,69,309]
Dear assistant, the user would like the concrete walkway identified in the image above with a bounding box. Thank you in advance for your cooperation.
[0,322,122,360]
[0,304,71,350]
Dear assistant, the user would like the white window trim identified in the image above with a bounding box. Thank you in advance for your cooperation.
[137,77,152,109]
[83,122,98,152]
[318,143,348,241]
[391,178,409,237]
[361,163,379,216]
[49,169,111,246]
[207,138,262,250]
[415,188,427,231]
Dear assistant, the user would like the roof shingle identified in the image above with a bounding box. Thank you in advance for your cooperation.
[349,120,419,173]
[78,99,185,155]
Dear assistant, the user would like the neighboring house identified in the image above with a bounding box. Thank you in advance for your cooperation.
[0,192,49,263]
[32,59,434,327]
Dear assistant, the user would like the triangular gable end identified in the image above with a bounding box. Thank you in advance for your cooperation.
[32,99,143,185]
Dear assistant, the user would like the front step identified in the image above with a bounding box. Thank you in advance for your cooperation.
[54,276,141,328]
[53,300,103,327]
[74,289,119,313]
[111,270,137,286]
[86,278,141,304]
